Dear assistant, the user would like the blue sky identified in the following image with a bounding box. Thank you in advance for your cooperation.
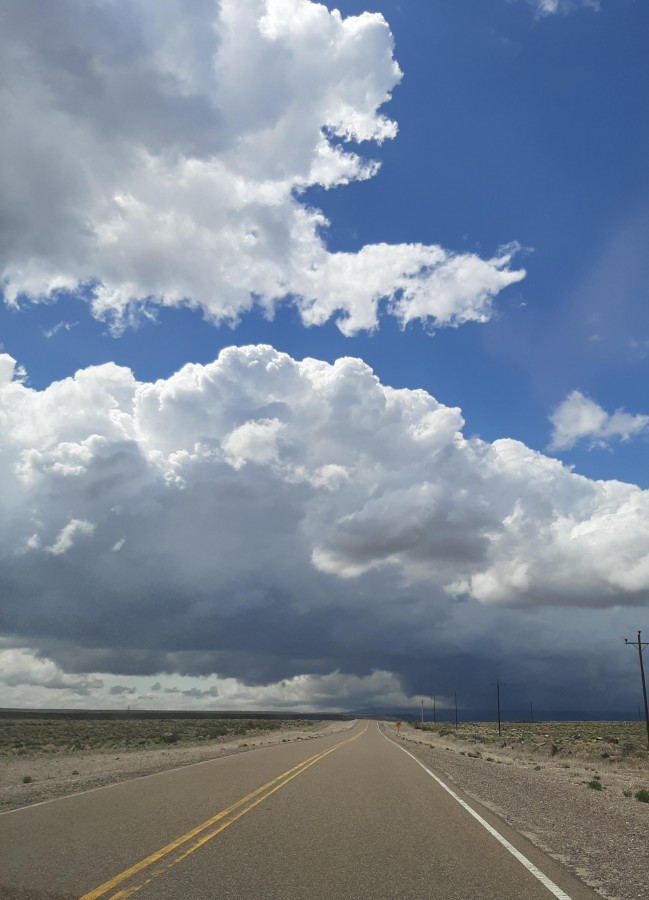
[1,0,648,713]
[3,0,648,481]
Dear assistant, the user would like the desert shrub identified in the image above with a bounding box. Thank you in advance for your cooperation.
[22,775,32,784]
[634,788,649,803]
[623,790,632,797]
[586,779,603,790]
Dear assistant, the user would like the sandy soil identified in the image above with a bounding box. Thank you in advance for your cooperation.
[389,722,649,900]
[0,719,354,814]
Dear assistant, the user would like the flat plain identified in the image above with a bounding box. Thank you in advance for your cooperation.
[2,715,648,898]
[1,722,600,899]
[413,718,649,765]
[0,715,332,812]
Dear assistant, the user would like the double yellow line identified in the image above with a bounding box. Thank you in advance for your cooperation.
[79,723,367,899]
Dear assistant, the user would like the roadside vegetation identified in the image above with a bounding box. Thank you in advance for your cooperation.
[408,719,648,802]
[411,720,648,764]
[1,717,316,757]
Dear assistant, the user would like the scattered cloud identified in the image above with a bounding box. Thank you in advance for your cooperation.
[520,0,600,17]
[0,647,103,695]
[0,0,524,336]
[46,519,96,556]
[41,320,79,340]
[109,684,136,696]
[549,390,649,450]
[1,345,648,709]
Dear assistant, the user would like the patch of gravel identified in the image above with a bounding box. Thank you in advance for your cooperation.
[0,720,353,814]
[389,724,649,900]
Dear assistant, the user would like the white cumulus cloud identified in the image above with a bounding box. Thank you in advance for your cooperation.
[549,390,649,450]
[0,0,524,336]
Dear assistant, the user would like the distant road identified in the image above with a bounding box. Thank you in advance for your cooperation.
[1,722,598,899]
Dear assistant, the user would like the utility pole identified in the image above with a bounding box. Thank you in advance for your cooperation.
[454,691,458,729]
[492,679,505,736]
[530,701,534,723]
[625,631,649,751]
[433,695,436,724]
[420,697,424,724]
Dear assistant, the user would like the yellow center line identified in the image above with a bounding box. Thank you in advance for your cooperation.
[79,723,367,900]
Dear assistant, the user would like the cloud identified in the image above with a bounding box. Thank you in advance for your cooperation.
[0,0,524,336]
[109,684,137,696]
[521,0,600,16]
[549,390,649,450]
[1,345,648,710]
[0,647,102,695]
[47,519,96,556]
[41,321,79,340]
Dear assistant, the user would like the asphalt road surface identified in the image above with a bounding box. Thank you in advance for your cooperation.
[0,722,599,899]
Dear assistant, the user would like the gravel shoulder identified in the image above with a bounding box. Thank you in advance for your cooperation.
[0,719,354,814]
[388,722,649,900]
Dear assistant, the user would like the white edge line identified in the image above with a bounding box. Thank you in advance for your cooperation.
[379,724,574,900]
[0,723,358,818]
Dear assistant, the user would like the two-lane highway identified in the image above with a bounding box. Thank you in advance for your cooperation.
[0,723,598,899]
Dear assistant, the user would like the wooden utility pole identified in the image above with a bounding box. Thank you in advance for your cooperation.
[625,631,649,751]
[492,679,506,736]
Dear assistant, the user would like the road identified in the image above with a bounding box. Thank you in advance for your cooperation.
[0,722,598,899]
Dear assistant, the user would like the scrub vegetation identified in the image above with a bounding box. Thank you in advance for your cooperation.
[1,716,316,757]
[411,720,649,764]
[410,719,649,803]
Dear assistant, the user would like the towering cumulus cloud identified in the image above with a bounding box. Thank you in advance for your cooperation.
[1,346,648,703]
[0,0,524,334]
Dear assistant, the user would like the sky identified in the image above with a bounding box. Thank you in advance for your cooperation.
[1,0,648,716]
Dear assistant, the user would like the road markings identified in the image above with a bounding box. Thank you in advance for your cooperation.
[79,723,367,900]
[381,726,574,900]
